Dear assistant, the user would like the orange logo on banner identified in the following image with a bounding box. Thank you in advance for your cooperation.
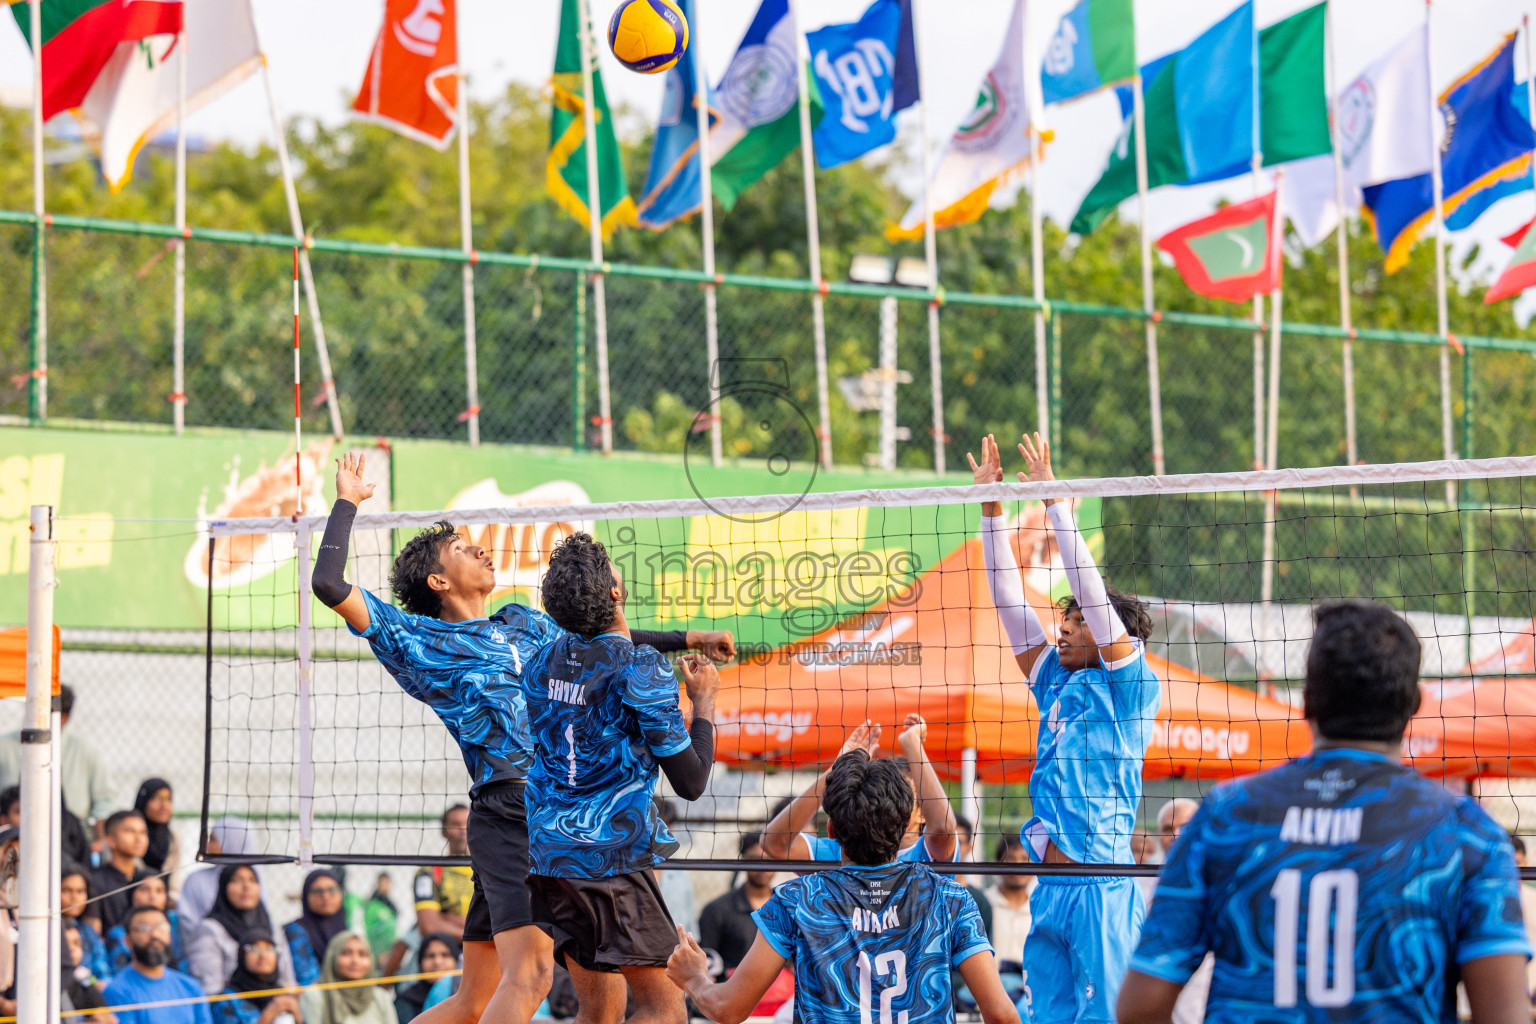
[351,0,459,150]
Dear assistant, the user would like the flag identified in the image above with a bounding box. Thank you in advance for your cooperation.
[888,0,1036,239]
[547,0,636,237]
[1363,33,1536,272]
[1486,217,1536,303]
[807,0,919,169]
[1041,0,1135,105]
[1075,3,1328,234]
[351,0,459,150]
[636,0,707,229]
[1156,190,1280,302]
[1446,80,1533,229]
[709,0,822,210]
[10,0,182,120]
[69,0,260,191]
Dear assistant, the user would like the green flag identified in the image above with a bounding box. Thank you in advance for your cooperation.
[548,0,636,237]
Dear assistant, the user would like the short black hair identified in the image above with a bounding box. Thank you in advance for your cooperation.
[542,532,619,637]
[738,831,763,857]
[104,810,144,836]
[0,787,18,818]
[59,860,91,887]
[58,684,74,718]
[1304,601,1422,742]
[822,751,913,866]
[442,804,468,828]
[1511,832,1527,857]
[954,815,974,842]
[390,522,460,618]
[123,904,168,935]
[995,834,1025,861]
[1060,584,1153,642]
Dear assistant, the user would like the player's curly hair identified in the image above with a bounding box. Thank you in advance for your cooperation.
[1059,583,1154,642]
[390,521,459,618]
[823,750,913,866]
[542,532,620,637]
[1305,600,1422,742]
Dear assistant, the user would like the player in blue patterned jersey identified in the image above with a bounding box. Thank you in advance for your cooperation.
[971,433,1161,1024]
[1119,600,1531,1024]
[522,531,721,1024]
[312,453,734,1024]
[668,751,1020,1024]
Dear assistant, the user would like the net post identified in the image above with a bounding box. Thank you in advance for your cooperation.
[296,519,315,869]
[19,506,55,1024]
[48,702,61,1022]
[960,748,980,846]
[573,271,587,452]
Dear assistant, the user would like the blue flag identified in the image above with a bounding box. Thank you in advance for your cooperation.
[1041,0,1136,105]
[636,0,709,230]
[1365,33,1536,271]
[1445,78,1533,230]
[1173,1,1257,184]
[807,0,919,170]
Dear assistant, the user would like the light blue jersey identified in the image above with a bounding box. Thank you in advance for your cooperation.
[1022,639,1160,864]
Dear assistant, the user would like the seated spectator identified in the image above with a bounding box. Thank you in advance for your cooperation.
[89,811,152,935]
[952,817,992,939]
[1,784,91,866]
[134,779,181,896]
[180,819,273,935]
[763,718,958,863]
[187,866,296,996]
[412,806,471,941]
[298,932,393,1024]
[62,864,112,984]
[63,924,117,1023]
[284,869,348,986]
[0,684,116,833]
[699,832,775,972]
[104,906,212,1024]
[105,873,186,976]
[987,837,1034,970]
[394,932,460,1023]
[212,928,303,1024]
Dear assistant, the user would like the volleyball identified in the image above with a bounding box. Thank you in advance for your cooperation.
[607,0,689,75]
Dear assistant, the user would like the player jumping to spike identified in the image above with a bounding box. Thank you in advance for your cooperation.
[1119,601,1532,1024]
[312,453,734,1024]
[668,750,1020,1024]
[969,432,1161,1024]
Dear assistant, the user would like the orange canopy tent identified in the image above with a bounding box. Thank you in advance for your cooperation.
[0,626,61,699]
[1406,621,1536,778]
[713,510,1312,785]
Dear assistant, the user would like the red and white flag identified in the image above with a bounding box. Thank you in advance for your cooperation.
[351,0,459,150]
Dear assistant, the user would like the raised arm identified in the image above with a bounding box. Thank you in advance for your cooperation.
[969,435,1051,678]
[312,451,375,633]
[897,714,958,862]
[632,628,737,663]
[657,655,719,802]
[668,928,787,1024]
[1018,433,1137,666]
[761,722,879,860]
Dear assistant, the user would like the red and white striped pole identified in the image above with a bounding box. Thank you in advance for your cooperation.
[293,247,302,508]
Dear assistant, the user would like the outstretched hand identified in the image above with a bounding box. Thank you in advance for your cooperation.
[966,434,1005,487]
[839,719,881,760]
[335,451,376,506]
[667,925,710,990]
[897,713,928,758]
[1017,432,1054,483]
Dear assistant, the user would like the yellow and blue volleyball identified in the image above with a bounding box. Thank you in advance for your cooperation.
[607,0,689,75]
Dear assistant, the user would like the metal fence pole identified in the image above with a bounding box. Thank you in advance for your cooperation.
[574,271,588,452]
[28,0,46,424]
[1048,309,1062,458]
[19,506,56,1024]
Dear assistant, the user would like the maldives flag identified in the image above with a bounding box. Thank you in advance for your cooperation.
[1156,191,1281,303]
[10,0,183,120]
[1486,218,1536,304]
[351,0,459,150]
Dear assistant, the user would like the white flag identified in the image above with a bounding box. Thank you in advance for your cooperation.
[77,0,262,192]
[1286,26,1433,247]
[890,0,1037,238]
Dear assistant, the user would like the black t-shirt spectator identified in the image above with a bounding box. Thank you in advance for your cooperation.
[90,864,149,934]
[698,887,760,971]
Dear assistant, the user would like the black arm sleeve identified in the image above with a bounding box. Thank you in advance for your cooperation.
[632,629,689,652]
[657,719,715,801]
[312,499,357,608]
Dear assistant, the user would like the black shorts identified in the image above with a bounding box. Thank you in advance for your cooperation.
[463,779,535,942]
[530,869,678,972]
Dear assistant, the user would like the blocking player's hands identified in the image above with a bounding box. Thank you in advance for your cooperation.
[335,450,376,506]
[967,434,1006,518]
[896,713,929,759]
[839,720,881,760]
[678,654,719,719]
[686,629,737,663]
[1017,432,1062,506]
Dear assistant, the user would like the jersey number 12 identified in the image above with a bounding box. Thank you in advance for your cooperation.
[857,950,907,1024]
[1270,868,1358,1008]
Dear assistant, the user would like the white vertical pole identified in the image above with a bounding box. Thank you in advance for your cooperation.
[1325,4,1355,472]
[259,60,345,440]
[879,296,898,471]
[47,707,60,1024]
[694,2,723,468]
[1424,0,1455,506]
[1024,0,1048,447]
[577,0,614,455]
[173,28,188,435]
[1132,74,1163,475]
[19,506,55,1024]
[1260,176,1284,634]
[911,0,945,474]
[790,0,834,470]
[960,747,980,843]
[29,0,46,422]
[455,11,480,447]
[296,521,314,868]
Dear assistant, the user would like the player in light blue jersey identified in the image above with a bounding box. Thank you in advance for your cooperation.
[668,750,1020,1024]
[1119,600,1531,1024]
[970,433,1161,1024]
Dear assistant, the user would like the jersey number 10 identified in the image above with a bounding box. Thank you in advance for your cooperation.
[1270,868,1359,1008]
[857,950,908,1024]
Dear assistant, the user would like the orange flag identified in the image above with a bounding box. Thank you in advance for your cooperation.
[351,0,459,150]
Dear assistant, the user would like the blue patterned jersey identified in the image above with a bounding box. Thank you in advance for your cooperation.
[1133,747,1531,1023]
[1022,640,1160,864]
[521,632,693,877]
[753,861,991,1024]
[804,834,943,864]
[352,590,562,796]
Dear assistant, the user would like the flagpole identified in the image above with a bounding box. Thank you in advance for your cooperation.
[28,0,46,424]
[912,0,945,474]
[577,0,613,455]
[1024,0,1047,450]
[1424,0,1455,505]
[1326,0,1355,474]
[455,9,480,447]
[787,0,833,470]
[1132,71,1163,475]
[693,2,723,468]
[1260,171,1284,636]
[173,25,187,435]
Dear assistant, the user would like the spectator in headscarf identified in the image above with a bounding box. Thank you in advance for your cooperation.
[105,873,185,977]
[134,780,181,893]
[62,863,112,984]
[284,870,348,986]
[393,932,459,1023]
[212,928,302,1024]
[180,819,270,934]
[187,866,295,996]
[298,932,393,1024]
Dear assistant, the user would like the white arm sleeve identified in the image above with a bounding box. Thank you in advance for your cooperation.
[980,514,1049,655]
[1046,501,1128,647]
